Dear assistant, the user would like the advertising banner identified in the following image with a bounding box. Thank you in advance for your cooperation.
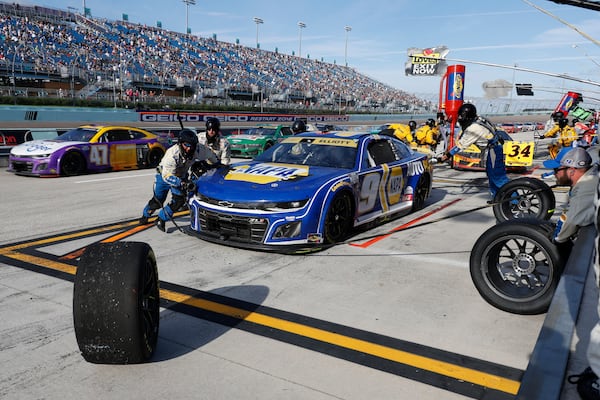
[405,46,449,76]
[138,111,350,123]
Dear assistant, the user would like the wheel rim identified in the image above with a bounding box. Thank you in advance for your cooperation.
[324,194,352,243]
[148,150,163,168]
[414,175,430,210]
[500,189,543,219]
[141,257,159,347]
[481,234,555,302]
[62,153,83,175]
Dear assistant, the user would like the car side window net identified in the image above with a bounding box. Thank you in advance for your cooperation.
[368,140,396,165]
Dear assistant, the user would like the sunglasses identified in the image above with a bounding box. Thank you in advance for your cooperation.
[554,166,569,173]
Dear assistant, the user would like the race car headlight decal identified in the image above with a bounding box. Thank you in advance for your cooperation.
[273,221,302,239]
[199,195,308,210]
[263,199,308,211]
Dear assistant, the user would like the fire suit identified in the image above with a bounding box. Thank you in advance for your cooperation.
[199,133,231,165]
[447,116,509,198]
[544,123,579,158]
[142,143,218,224]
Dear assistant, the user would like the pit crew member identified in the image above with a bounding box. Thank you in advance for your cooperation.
[140,129,219,232]
[543,117,578,159]
[199,117,230,165]
[440,103,509,199]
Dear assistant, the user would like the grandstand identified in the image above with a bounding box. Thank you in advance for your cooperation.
[0,2,432,113]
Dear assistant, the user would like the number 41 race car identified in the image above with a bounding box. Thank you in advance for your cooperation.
[186,131,433,253]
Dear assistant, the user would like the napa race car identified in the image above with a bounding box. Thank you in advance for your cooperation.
[227,124,294,158]
[187,131,433,253]
[7,125,172,177]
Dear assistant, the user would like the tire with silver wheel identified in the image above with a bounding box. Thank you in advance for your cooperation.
[492,177,555,222]
[470,220,565,314]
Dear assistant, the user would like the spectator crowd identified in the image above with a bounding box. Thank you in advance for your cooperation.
[0,2,431,112]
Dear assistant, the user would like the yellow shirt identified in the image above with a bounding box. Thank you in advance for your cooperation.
[387,123,415,146]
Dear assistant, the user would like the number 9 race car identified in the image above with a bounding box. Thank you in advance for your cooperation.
[186,131,433,253]
[71,131,434,364]
[7,125,173,177]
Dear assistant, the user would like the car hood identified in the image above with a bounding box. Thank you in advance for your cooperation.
[10,140,83,156]
[227,134,270,142]
[196,162,349,202]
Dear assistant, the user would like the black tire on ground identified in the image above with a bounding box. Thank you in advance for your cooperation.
[73,241,160,364]
[323,191,354,244]
[146,148,164,168]
[492,177,555,222]
[469,220,565,315]
[61,151,86,176]
[412,173,431,211]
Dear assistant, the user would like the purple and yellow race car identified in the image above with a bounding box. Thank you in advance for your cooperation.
[8,125,172,177]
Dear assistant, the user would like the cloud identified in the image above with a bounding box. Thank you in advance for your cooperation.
[482,79,513,99]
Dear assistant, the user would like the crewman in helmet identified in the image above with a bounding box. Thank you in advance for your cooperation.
[385,122,416,147]
[292,119,307,134]
[440,103,509,199]
[199,117,230,165]
[543,117,579,159]
[140,129,219,232]
[415,118,439,150]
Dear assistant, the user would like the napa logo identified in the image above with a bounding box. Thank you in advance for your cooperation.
[225,163,309,184]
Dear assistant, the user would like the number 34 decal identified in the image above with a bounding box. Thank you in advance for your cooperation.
[503,141,535,167]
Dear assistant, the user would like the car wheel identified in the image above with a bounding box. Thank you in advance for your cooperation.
[61,151,86,176]
[323,192,354,244]
[469,220,565,315]
[146,148,164,168]
[492,177,555,222]
[412,173,431,211]
[73,242,160,364]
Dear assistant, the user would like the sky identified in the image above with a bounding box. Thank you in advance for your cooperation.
[15,0,600,107]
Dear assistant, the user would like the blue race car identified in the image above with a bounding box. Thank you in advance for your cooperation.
[187,131,433,253]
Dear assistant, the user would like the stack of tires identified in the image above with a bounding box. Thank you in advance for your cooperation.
[470,177,566,315]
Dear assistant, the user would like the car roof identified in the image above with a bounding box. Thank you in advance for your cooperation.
[294,130,371,140]
[77,125,150,131]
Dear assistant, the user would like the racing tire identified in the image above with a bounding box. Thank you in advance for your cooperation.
[73,242,160,364]
[146,148,164,168]
[61,151,86,176]
[492,177,555,222]
[412,173,431,211]
[469,219,565,315]
[323,192,354,244]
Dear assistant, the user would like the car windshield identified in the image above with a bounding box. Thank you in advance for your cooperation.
[255,137,357,169]
[245,128,276,136]
[56,127,98,142]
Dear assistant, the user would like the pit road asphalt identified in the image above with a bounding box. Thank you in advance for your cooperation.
[0,127,589,400]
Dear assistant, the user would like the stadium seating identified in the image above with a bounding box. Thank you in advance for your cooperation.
[0,2,428,112]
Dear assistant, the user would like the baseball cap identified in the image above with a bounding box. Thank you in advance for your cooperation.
[543,147,592,169]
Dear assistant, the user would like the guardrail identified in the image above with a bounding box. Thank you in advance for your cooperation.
[517,224,597,399]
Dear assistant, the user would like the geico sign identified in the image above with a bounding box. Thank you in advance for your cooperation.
[204,115,250,122]
[140,113,250,122]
